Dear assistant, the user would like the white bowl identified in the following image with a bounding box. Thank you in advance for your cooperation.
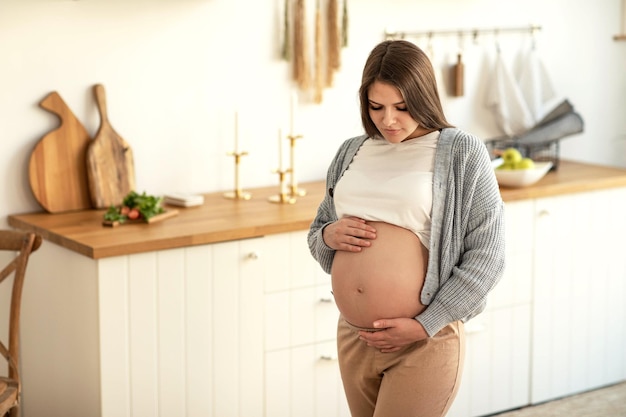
[493,160,553,188]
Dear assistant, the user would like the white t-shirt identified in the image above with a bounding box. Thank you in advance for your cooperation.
[333,131,439,248]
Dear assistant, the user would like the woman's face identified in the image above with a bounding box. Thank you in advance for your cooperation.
[367,81,420,143]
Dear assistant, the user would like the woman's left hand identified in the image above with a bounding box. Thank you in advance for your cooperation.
[358,318,428,353]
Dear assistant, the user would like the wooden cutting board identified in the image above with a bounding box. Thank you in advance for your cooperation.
[28,91,92,213]
[102,209,179,227]
[86,84,136,209]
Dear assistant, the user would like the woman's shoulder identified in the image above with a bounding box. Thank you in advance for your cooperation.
[339,134,369,150]
[437,128,492,170]
[439,127,484,147]
[439,128,491,160]
[333,134,369,160]
[326,134,369,176]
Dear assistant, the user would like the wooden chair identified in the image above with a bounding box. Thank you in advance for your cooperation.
[0,230,42,417]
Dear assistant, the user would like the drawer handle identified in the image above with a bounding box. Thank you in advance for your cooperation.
[319,297,333,303]
[319,355,338,361]
[246,251,260,260]
[538,210,550,218]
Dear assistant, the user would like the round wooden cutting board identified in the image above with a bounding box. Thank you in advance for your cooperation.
[28,92,92,213]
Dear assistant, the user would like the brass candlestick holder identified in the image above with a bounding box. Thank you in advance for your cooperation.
[268,168,296,204]
[287,134,306,198]
[223,151,252,200]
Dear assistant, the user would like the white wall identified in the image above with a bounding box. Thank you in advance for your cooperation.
[1,0,625,226]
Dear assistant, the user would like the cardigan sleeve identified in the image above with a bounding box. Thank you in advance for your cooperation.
[307,135,367,274]
[307,142,344,274]
[307,192,336,275]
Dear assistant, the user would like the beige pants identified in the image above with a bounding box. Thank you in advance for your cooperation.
[337,317,465,417]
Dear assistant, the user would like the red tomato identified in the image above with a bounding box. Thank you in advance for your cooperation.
[127,208,140,220]
[120,206,131,215]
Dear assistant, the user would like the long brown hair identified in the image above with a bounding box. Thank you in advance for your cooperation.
[359,40,453,138]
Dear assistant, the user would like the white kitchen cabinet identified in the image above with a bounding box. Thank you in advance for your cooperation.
[264,231,350,417]
[21,230,347,417]
[531,187,626,404]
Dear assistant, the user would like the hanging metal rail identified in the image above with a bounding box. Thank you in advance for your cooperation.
[384,24,542,41]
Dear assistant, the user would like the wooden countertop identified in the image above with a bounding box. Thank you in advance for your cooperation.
[8,160,626,259]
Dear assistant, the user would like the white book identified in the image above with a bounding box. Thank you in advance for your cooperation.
[163,193,204,207]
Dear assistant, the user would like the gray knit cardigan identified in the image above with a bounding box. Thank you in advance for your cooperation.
[307,128,505,336]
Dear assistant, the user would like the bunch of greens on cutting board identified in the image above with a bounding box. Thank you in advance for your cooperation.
[103,191,165,223]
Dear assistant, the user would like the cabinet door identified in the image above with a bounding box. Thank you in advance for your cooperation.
[532,188,626,403]
[212,238,265,417]
[98,238,266,417]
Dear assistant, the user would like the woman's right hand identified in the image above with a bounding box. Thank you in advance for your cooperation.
[323,216,377,252]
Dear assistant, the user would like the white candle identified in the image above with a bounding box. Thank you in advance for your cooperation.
[622,0,626,33]
[234,111,239,153]
[278,128,283,171]
[289,91,298,135]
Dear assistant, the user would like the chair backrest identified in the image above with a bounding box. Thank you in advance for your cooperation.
[0,230,42,416]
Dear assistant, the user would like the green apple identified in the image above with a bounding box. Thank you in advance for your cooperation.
[502,148,522,165]
[497,162,515,170]
[515,157,535,170]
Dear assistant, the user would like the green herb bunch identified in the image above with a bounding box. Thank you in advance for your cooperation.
[104,191,165,223]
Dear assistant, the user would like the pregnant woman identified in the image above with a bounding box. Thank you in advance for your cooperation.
[308,39,505,417]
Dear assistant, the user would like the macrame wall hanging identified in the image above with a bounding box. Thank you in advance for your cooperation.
[282,0,349,103]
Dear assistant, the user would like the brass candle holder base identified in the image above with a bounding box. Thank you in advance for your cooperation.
[268,169,296,204]
[224,151,252,200]
[223,190,252,200]
[289,182,307,197]
[268,193,297,204]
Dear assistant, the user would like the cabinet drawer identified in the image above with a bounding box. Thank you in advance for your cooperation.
[265,341,349,417]
[265,284,338,351]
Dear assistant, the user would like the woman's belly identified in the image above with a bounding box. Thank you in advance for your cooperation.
[331,221,428,328]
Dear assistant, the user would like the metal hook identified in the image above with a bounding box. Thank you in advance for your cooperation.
[495,28,501,53]
[427,32,434,57]
[530,25,538,50]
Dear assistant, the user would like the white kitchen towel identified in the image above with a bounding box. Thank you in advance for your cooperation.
[486,50,534,136]
[518,46,558,122]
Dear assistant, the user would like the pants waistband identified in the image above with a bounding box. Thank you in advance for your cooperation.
[341,316,386,333]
